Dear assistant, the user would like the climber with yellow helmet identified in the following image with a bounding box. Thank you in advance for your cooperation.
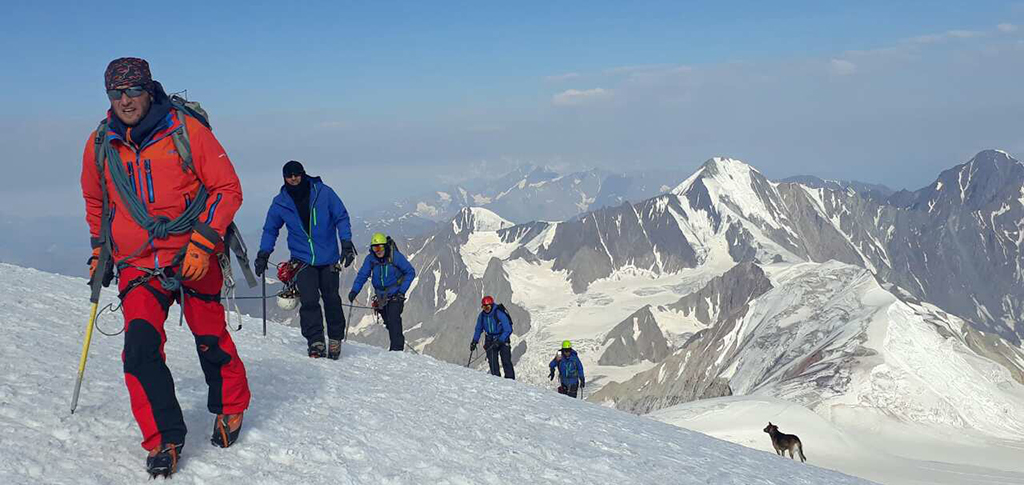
[349,232,416,351]
[549,340,586,398]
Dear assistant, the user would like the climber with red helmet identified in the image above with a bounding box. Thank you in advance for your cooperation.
[470,295,515,379]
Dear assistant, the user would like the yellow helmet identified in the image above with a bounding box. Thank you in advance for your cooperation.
[370,232,388,246]
[561,340,572,349]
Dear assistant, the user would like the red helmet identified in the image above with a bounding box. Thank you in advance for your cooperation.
[481,296,495,307]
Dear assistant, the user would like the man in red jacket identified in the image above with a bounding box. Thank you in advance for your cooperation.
[81,57,251,478]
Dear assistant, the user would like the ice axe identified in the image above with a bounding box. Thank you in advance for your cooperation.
[71,234,112,415]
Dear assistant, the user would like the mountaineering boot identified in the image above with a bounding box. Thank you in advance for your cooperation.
[328,339,342,360]
[308,341,326,358]
[146,443,182,478]
[211,412,244,448]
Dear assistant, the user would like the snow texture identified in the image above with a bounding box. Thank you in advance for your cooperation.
[653,396,1024,485]
[0,264,869,485]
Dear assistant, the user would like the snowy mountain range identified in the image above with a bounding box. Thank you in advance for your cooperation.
[338,150,1024,468]
[6,150,1024,484]
[349,164,694,244]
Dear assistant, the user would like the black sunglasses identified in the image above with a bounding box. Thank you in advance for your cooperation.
[106,86,147,101]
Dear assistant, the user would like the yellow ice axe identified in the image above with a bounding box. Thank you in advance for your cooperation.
[70,302,99,414]
[71,200,113,415]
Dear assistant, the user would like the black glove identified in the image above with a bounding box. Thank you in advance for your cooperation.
[340,240,356,267]
[392,292,406,302]
[549,369,555,381]
[470,341,477,352]
[348,291,357,303]
[579,380,585,389]
[254,250,270,277]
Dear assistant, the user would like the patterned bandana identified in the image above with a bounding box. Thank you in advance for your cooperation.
[104,57,153,91]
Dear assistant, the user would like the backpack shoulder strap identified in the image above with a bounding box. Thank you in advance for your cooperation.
[170,110,195,175]
[94,119,108,173]
[89,119,115,300]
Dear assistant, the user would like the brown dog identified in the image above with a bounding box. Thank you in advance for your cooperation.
[764,422,806,462]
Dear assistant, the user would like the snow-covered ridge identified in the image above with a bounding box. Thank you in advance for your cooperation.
[0,263,869,484]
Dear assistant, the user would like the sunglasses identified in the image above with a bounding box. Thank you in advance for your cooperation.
[106,86,147,101]
[371,244,386,250]
[284,173,303,179]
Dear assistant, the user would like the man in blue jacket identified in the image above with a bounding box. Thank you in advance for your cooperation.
[348,232,416,351]
[470,295,515,379]
[255,161,356,359]
[549,340,585,398]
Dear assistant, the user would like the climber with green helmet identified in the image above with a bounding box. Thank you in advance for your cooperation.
[549,340,586,398]
[349,232,416,351]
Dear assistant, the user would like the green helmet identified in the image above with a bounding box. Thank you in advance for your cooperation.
[370,232,388,246]
[561,340,572,349]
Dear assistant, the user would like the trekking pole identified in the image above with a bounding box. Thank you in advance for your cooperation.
[465,349,474,368]
[261,273,267,337]
[71,243,111,415]
[343,266,353,342]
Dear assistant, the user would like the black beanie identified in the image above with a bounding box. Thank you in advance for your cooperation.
[283,160,305,178]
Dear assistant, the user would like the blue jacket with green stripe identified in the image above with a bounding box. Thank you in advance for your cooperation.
[259,177,352,266]
[351,244,416,297]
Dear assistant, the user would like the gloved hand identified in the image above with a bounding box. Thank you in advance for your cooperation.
[579,379,586,389]
[548,369,555,381]
[470,341,478,352]
[348,291,358,303]
[181,231,215,281]
[86,247,114,287]
[87,247,101,279]
[340,240,356,268]
[392,292,406,302]
[254,250,270,277]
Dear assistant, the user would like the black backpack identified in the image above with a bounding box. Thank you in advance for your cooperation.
[495,303,514,333]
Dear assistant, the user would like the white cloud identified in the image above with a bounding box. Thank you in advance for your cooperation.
[909,29,985,44]
[830,59,857,76]
[909,33,944,44]
[997,23,1018,33]
[545,72,581,82]
[947,29,983,39]
[552,88,612,106]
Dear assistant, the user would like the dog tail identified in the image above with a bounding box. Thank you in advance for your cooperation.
[797,442,806,463]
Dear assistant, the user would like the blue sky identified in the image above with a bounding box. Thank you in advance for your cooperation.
[2,1,1023,219]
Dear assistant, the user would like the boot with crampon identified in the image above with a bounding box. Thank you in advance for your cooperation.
[308,341,326,358]
[146,443,182,478]
[328,339,342,360]
[211,413,244,448]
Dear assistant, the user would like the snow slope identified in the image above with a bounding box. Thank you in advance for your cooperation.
[0,264,869,484]
[652,396,1024,485]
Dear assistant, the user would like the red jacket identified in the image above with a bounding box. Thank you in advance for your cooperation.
[81,110,242,269]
